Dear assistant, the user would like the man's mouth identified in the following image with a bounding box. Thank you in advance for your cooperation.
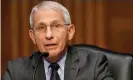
[45,44,57,49]
[45,44,57,46]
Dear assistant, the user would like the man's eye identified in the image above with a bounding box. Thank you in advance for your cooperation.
[53,24,61,28]
[38,26,44,30]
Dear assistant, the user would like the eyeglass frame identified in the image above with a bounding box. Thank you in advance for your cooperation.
[31,23,70,33]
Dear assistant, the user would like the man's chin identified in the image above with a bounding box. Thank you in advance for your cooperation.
[46,50,58,55]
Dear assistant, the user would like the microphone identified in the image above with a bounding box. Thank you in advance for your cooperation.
[42,52,49,57]
[32,52,49,80]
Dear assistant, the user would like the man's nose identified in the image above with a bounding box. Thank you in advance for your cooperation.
[45,27,54,40]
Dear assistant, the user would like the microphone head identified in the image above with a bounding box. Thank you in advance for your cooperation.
[42,52,49,57]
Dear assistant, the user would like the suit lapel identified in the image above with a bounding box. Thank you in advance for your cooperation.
[35,58,46,80]
[31,52,46,80]
[31,46,80,80]
[64,46,80,80]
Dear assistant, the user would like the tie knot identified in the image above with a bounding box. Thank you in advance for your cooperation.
[50,63,60,71]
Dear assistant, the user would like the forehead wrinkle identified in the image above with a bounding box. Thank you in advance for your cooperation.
[33,9,65,28]
[35,8,65,21]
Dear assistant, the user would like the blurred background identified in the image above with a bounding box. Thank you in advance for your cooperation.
[1,0,133,76]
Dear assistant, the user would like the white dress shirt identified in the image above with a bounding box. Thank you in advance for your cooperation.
[43,53,67,80]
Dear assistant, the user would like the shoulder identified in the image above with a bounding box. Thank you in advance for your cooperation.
[3,56,32,80]
[3,52,41,80]
[71,45,106,59]
[10,56,31,66]
[8,51,41,70]
[70,45,108,68]
[7,56,32,73]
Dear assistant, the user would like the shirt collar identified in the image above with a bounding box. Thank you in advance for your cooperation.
[43,52,67,72]
[57,52,67,71]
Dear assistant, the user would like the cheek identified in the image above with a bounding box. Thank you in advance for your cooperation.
[57,30,68,47]
[35,33,44,41]
[34,34,45,48]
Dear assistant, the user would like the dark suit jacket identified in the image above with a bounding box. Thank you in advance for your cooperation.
[3,46,113,80]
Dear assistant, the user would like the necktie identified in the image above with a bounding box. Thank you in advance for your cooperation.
[50,63,61,80]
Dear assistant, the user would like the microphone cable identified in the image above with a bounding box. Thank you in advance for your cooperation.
[32,52,49,80]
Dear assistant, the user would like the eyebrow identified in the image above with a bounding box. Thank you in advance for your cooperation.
[35,22,46,27]
[36,20,63,27]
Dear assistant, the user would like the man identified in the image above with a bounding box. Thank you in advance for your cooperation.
[3,1,113,80]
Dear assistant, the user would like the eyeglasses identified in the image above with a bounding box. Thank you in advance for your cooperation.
[32,23,70,33]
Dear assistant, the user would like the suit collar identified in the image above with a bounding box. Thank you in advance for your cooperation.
[64,46,80,80]
[31,51,46,80]
[31,51,41,68]
[31,46,80,80]
[31,46,80,68]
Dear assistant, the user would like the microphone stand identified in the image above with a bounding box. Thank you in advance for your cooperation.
[32,52,49,80]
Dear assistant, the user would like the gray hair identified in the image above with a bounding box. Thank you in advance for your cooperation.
[29,1,71,28]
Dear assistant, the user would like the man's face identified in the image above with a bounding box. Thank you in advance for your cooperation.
[29,9,75,59]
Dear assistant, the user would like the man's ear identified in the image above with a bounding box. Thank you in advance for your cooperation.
[68,24,75,40]
[29,29,36,44]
